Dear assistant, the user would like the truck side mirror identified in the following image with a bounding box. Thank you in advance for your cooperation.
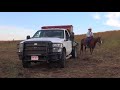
[26,35,30,39]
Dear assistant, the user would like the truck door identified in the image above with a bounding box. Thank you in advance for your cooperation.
[64,30,72,56]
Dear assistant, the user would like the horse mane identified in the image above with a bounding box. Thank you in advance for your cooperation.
[93,36,101,40]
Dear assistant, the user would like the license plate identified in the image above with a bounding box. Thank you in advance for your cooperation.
[31,56,39,60]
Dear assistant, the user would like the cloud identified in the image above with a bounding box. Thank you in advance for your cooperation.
[93,13,101,20]
[0,25,35,40]
[105,12,120,27]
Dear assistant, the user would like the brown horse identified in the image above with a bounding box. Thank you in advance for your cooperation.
[80,37,102,55]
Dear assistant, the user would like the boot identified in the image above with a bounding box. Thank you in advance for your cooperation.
[87,43,89,48]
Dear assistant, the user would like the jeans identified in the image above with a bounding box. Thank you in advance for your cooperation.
[86,37,93,46]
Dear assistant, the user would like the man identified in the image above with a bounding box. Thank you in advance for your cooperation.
[71,32,74,41]
[86,28,94,47]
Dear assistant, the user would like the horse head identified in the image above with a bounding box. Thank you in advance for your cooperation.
[97,37,102,45]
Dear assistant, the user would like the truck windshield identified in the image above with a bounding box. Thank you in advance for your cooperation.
[33,30,64,38]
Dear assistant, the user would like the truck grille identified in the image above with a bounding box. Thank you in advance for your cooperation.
[24,41,52,55]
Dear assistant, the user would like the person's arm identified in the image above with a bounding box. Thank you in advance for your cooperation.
[90,32,94,37]
[92,32,94,37]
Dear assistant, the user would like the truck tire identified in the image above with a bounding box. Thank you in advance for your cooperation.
[72,47,77,58]
[22,60,31,68]
[59,49,66,68]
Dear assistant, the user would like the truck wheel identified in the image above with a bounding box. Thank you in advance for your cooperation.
[72,47,77,58]
[22,60,31,68]
[59,50,66,68]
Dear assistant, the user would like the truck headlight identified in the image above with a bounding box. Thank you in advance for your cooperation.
[19,43,24,52]
[52,43,63,52]
[52,43,63,48]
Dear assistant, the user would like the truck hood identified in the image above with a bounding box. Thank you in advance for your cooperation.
[20,38,64,43]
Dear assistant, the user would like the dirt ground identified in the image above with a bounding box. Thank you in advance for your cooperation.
[0,38,120,78]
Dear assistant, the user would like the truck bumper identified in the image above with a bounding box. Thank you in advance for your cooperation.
[17,52,62,62]
[48,52,62,61]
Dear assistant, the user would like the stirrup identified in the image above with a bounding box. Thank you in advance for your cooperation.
[86,44,89,48]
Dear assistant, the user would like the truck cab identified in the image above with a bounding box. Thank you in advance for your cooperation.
[17,25,78,68]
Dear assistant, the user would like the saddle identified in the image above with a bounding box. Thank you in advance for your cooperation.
[86,37,93,47]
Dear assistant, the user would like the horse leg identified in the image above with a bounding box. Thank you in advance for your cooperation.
[85,46,86,54]
[91,48,93,55]
[90,48,94,55]
[91,48,94,55]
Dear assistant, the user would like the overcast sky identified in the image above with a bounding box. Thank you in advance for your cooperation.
[0,12,120,40]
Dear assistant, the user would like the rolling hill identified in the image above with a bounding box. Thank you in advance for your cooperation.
[0,30,120,78]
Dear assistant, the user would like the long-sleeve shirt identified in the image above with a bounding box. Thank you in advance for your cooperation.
[86,31,94,37]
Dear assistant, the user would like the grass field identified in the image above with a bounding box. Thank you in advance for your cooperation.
[0,30,120,78]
